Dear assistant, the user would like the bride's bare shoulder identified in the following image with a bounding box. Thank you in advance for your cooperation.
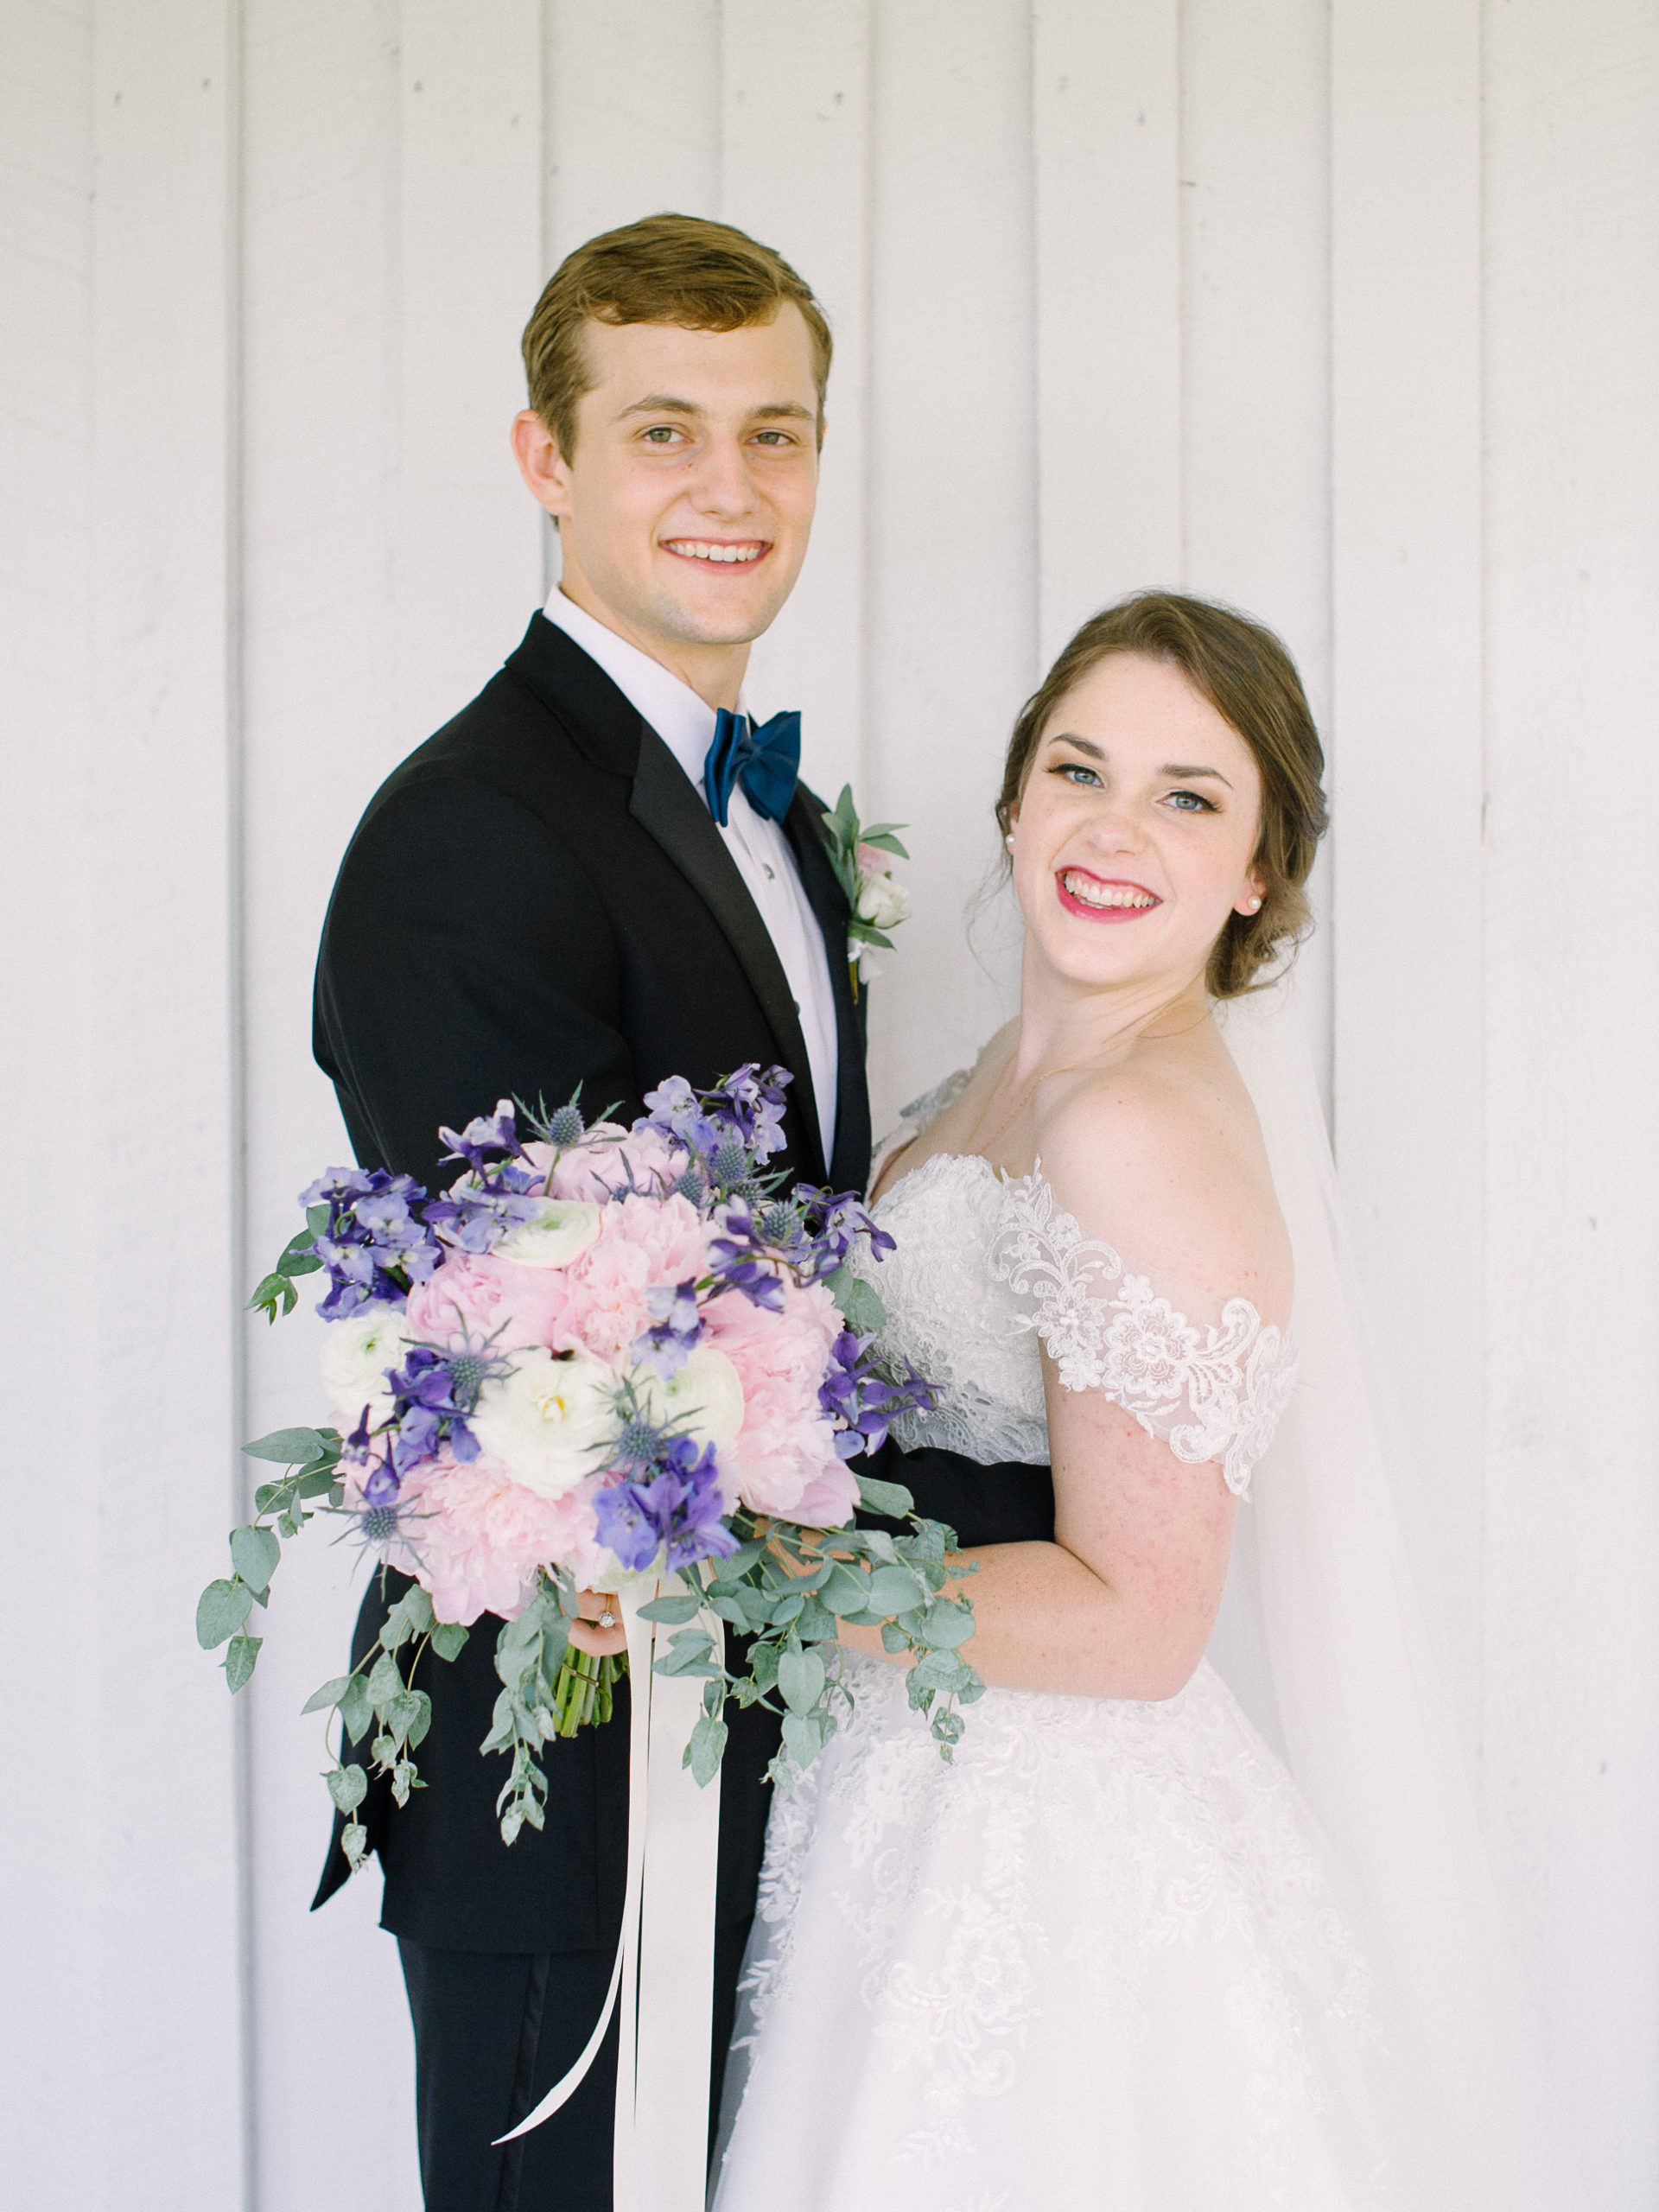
[1032,1045,1289,1315]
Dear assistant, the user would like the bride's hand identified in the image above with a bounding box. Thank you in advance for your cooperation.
[566,1590,628,1657]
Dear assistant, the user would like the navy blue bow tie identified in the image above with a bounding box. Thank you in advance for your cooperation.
[703,708,802,828]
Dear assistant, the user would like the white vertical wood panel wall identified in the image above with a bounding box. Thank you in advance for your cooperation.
[2,5,1653,2205]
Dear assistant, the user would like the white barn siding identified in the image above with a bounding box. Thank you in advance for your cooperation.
[1,5,1654,2205]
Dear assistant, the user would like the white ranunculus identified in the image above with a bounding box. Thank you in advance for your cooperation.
[855,868,911,932]
[320,1303,408,1427]
[469,1347,618,1498]
[635,1344,746,1448]
[493,1197,603,1269]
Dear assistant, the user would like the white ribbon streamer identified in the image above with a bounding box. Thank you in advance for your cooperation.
[493,1577,726,2212]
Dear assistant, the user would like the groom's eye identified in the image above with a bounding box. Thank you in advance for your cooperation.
[640,424,685,446]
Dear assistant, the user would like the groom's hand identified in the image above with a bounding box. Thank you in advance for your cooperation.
[567,1589,628,1658]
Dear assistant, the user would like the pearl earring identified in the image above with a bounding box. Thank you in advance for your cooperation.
[1005,833,1015,849]
[1243,895,1262,913]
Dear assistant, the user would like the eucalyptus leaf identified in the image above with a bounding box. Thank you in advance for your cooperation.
[823,1267,887,1334]
[794,1597,837,1643]
[781,1710,824,1771]
[340,1675,373,1745]
[912,1647,967,1692]
[385,1689,422,1745]
[365,1651,402,1706]
[196,1578,251,1649]
[245,1426,327,1465]
[341,1821,368,1871]
[821,1565,875,1615]
[854,1472,914,1520]
[302,1675,352,1717]
[327,1764,367,1815]
[639,1592,702,1625]
[684,1713,728,1789]
[430,1622,469,1662]
[777,1647,826,1716]
[223,1633,262,1692]
[247,1273,297,1320]
[230,1523,280,1594]
[912,1599,976,1650]
[864,1564,925,1617]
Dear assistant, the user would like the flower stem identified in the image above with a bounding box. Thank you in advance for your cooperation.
[551,1646,628,1736]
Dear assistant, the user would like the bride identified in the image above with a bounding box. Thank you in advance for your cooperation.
[712,593,1565,2209]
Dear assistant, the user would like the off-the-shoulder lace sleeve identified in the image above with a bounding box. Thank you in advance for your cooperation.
[988,1169,1297,1497]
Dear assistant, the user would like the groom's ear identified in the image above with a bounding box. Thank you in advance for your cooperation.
[512,408,574,524]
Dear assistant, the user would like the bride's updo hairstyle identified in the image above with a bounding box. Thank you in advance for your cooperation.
[996,591,1329,997]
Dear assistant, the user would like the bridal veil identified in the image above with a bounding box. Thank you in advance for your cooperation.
[1215,976,1572,2207]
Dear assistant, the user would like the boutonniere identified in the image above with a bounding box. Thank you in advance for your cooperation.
[820,785,913,995]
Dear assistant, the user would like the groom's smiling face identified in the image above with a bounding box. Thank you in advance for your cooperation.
[515,308,822,671]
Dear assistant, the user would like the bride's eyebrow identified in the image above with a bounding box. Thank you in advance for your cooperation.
[1160,763,1233,787]
[1046,734,1233,790]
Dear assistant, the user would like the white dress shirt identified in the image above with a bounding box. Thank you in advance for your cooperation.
[542,588,840,1163]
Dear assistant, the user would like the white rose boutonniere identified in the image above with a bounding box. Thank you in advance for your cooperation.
[820,784,912,993]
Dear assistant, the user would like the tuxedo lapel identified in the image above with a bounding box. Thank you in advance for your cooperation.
[629,730,826,1178]
[784,788,873,1192]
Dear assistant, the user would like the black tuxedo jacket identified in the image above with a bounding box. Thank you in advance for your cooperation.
[309,611,871,1953]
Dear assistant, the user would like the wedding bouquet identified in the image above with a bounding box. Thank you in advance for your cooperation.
[198,1065,981,1867]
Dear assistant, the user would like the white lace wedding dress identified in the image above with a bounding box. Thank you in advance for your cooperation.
[711,1091,1468,2211]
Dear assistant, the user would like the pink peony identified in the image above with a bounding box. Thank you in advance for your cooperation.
[402,1456,601,1626]
[550,1192,710,1365]
[404,1247,575,1354]
[537,1123,689,1203]
[702,1280,856,1524]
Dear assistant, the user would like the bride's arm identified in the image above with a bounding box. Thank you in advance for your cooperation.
[842,1068,1283,1701]
[841,1402,1237,1701]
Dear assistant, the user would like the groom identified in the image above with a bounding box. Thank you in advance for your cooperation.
[309,213,870,2210]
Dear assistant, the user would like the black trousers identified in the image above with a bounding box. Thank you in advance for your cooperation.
[399,1916,753,2212]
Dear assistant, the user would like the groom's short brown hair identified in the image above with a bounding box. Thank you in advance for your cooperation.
[523,213,833,461]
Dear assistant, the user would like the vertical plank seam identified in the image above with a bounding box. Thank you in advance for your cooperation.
[857,0,876,801]
[224,2,257,2204]
[1473,0,1490,1820]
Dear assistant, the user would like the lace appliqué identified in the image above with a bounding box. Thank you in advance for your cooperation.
[991,1170,1298,1498]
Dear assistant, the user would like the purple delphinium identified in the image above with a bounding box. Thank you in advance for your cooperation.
[640,1063,792,1199]
[380,1344,491,1475]
[787,1187,895,1283]
[593,1436,738,1574]
[302,1167,442,1319]
[436,1101,524,1173]
[819,1330,938,1459]
[640,1076,724,1163]
[705,1200,790,1312]
[702,1063,790,1165]
[631,1279,702,1380]
[423,1103,549,1255]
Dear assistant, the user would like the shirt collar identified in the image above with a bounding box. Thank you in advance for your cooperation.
[542,587,748,798]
